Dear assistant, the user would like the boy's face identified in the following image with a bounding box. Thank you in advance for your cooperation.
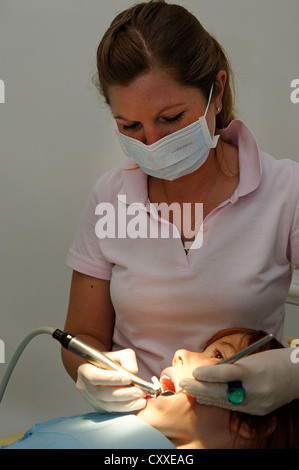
[160,332,249,393]
[137,333,250,448]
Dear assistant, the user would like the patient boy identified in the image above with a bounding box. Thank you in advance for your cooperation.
[3,327,298,449]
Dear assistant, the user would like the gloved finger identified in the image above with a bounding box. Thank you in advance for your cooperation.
[193,391,264,415]
[180,377,249,412]
[90,385,146,403]
[179,377,228,403]
[192,363,245,383]
[77,363,133,386]
[107,349,139,374]
[94,397,147,413]
[194,394,251,413]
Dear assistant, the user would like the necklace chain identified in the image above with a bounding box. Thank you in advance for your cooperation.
[161,144,223,254]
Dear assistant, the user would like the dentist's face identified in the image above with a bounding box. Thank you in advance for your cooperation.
[137,333,250,447]
[108,68,219,146]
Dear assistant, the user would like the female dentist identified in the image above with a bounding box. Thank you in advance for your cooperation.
[62,1,299,417]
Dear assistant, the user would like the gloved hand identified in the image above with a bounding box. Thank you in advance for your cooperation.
[76,349,147,413]
[180,347,299,416]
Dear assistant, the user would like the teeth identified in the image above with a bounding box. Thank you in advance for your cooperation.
[159,373,176,393]
[160,373,172,382]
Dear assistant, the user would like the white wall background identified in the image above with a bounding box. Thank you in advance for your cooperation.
[0,0,298,436]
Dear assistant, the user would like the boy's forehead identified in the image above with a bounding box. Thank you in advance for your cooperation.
[210,334,249,350]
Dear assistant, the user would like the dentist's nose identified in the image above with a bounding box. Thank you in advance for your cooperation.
[140,126,169,145]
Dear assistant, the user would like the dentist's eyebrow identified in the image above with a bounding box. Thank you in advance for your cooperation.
[157,103,186,115]
[114,103,186,121]
[114,114,135,121]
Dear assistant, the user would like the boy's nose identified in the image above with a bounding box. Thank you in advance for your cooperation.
[172,349,191,366]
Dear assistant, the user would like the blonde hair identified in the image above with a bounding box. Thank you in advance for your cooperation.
[94,0,235,129]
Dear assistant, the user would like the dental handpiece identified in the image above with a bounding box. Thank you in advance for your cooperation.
[52,329,162,396]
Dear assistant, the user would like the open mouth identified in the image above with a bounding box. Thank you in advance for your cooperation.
[159,371,176,394]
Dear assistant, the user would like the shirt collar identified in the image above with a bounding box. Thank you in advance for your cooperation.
[118,119,262,204]
[118,157,149,205]
[218,120,262,199]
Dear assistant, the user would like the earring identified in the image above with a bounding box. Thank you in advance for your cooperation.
[216,107,221,112]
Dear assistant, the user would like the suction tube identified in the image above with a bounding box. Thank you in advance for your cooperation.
[0,327,55,404]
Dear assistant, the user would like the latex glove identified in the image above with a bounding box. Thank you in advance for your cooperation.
[76,349,147,413]
[180,347,299,416]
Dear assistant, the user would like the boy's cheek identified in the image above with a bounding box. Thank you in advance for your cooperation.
[181,391,197,405]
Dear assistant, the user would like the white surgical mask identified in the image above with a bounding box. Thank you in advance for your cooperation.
[115,85,219,181]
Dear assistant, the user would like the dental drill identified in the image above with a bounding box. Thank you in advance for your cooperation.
[52,329,163,396]
[0,327,173,405]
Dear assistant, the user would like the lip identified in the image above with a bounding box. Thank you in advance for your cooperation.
[159,370,176,393]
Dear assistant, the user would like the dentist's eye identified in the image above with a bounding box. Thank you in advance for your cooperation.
[163,112,184,124]
[122,122,140,131]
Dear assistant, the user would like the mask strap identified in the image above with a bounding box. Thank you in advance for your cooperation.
[204,83,214,117]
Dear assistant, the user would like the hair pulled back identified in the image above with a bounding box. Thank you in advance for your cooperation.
[94,0,235,128]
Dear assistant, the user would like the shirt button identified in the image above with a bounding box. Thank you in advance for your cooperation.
[200,224,208,232]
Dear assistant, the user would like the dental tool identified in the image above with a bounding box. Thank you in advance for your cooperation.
[52,329,163,396]
[159,390,176,396]
[152,375,175,396]
[0,326,172,405]
[215,333,274,365]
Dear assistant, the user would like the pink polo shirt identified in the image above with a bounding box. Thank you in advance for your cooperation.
[66,120,299,379]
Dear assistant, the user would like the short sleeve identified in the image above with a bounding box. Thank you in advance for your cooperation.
[66,173,118,280]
